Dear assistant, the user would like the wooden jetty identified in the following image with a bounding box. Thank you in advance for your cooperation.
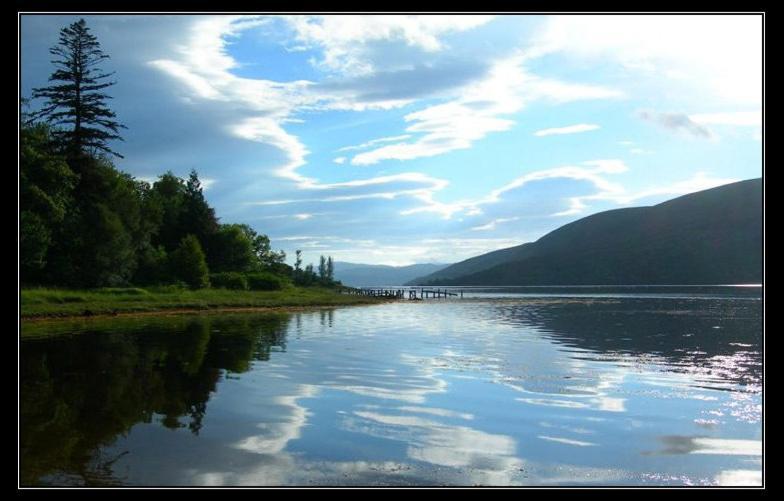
[340,287,463,300]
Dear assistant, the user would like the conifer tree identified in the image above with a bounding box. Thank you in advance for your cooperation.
[326,256,334,282]
[31,18,125,159]
[318,255,327,280]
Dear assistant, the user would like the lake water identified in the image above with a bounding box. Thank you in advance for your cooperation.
[20,287,763,486]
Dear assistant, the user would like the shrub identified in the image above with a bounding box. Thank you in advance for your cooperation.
[210,272,248,290]
[148,283,187,293]
[101,287,150,295]
[246,272,286,291]
[169,235,210,289]
[134,245,169,285]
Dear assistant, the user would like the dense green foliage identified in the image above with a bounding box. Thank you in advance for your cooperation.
[20,19,343,293]
[246,272,287,291]
[209,272,248,290]
[18,119,341,289]
[409,179,763,286]
[20,124,78,281]
[169,235,210,289]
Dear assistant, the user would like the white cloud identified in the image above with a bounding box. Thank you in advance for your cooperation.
[534,123,600,137]
[146,15,751,263]
[531,15,762,106]
[398,159,629,219]
[538,436,597,447]
[471,217,520,231]
[617,171,740,204]
[272,236,525,267]
[148,15,624,222]
[689,111,761,127]
[399,158,737,221]
[351,54,621,166]
[282,15,495,75]
[150,15,468,207]
[714,469,762,486]
[149,16,507,209]
[229,116,313,184]
[337,134,413,152]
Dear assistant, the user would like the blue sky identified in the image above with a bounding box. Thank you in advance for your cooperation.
[20,14,763,266]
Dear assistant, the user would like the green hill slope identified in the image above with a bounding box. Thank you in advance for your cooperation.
[409,178,762,286]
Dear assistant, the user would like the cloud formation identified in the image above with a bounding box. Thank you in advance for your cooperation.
[349,55,621,166]
[32,14,755,267]
[282,15,496,75]
[637,110,715,140]
[534,124,600,137]
[531,15,762,106]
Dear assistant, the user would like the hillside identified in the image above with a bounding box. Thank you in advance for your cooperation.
[334,262,450,287]
[409,178,762,286]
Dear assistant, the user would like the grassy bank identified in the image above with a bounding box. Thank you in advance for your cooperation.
[20,286,388,319]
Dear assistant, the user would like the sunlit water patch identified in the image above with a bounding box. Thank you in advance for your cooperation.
[20,291,762,486]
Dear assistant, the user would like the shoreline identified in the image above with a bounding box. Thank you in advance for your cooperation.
[20,302,392,323]
[20,286,392,321]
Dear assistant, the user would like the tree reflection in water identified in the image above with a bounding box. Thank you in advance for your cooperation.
[20,313,292,486]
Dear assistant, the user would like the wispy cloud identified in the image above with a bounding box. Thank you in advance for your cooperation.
[350,54,621,166]
[101,14,757,267]
[398,159,628,219]
[637,110,715,140]
[617,171,739,204]
[149,15,479,206]
[471,217,520,231]
[399,158,736,221]
[282,15,496,75]
[337,134,412,152]
[276,237,527,267]
[534,123,600,137]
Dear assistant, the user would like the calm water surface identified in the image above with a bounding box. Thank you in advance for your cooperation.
[20,288,763,486]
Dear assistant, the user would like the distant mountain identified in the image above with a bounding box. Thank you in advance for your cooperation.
[334,262,451,287]
[408,178,762,286]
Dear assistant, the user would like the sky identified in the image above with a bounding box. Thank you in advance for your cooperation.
[19,14,763,267]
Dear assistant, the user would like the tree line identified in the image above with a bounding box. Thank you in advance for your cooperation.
[20,18,339,290]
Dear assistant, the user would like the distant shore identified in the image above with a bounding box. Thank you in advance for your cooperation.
[20,286,390,320]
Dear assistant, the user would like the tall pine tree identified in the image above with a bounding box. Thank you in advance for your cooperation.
[31,18,125,159]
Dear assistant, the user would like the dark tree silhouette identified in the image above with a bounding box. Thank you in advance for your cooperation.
[318,255,327,280]
[31,18,125,159]
[294,250,302,273]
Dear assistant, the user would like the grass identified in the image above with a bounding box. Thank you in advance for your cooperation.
[20,285,388,319]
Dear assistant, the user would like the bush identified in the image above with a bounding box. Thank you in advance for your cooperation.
[101,287,150,295]
[134,245,169,285]
[210,272,248,290]
[169,235,210,289]
[246,272,286,291]
[147,283,187,293]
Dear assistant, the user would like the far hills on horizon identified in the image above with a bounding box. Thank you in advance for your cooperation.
[333,262,450,288]
[404,178,762,287]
